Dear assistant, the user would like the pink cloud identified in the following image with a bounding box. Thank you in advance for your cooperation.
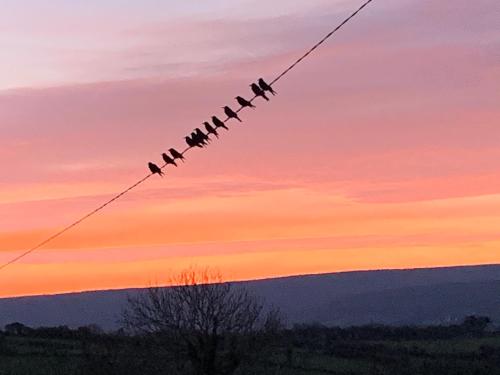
[1,0,499,296]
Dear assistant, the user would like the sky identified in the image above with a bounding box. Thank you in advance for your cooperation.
[0,0,499,297]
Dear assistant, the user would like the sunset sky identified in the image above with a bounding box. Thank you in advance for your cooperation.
[1,0,499,297]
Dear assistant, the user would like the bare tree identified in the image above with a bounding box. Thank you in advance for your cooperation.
[122,268,266,375]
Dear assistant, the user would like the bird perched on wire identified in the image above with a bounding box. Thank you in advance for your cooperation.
[185,135,194,148]
[251,83,269,101]
[189,132,205,147]
[185,135,200,148]
[204,121,219,138]
[224,106,242,122]
[236,96,255,109]
[148,162,164,177]
[169,148,185,162]
[212,116,229,130]
[193,130,208,146]
[195,128,210,144]
[258,78,276,96]
[162,153,177,167]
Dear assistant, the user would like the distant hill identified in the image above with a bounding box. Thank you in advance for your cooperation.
[313,280,500,326]
[1,264,500,330]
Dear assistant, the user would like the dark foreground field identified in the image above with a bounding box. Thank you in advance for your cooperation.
[1,323,500,375]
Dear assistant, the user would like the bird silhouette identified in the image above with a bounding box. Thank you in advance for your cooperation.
[169,148,185,162]
[148,162,164,177]
[193,130,208,146]
[212,116,229,130]
[258,78,276,96]
[223,106,242,122]
[188,132,203,147]
[204,121,219,138]
[162,153,177,167]
[185,135,198,148]
[251,83,269,101]
[236,96,255,109]
[195,128,210,144]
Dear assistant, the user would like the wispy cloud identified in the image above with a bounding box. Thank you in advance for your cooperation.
[1,0,499,296]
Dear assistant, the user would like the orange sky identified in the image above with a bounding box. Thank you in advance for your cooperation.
[1,0,499,297]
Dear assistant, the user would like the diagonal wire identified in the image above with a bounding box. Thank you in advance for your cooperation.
[0,0,374,272]
[270,0,373,85]
[0,174,153,271]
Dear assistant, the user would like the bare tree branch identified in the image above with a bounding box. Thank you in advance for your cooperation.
[122,267,265,375]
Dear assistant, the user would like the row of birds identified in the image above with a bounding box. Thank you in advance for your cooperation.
[147,78,276,177]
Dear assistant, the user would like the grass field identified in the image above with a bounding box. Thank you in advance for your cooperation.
[2,334,500,374]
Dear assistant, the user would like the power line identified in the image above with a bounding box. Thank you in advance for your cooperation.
[0,0,374,272]
[271,0,373,85]
[0,174,153,271]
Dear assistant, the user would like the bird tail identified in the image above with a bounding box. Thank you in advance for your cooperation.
[270,88,277,95]
[159,171,164,177]
[263,93,270,101]
[236,116,242,122]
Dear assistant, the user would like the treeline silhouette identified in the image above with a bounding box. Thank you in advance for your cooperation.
[2,316,500,375]
[2,315,493,342]
[290,315,493,344]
